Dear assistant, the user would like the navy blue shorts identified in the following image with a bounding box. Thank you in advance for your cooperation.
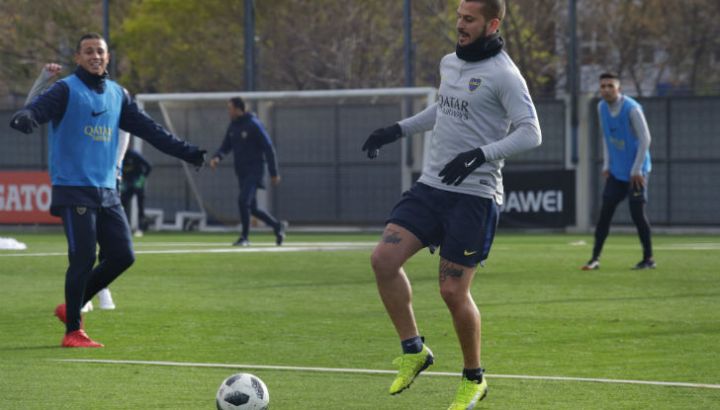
[387,182,499,268]
[603,174,648,204]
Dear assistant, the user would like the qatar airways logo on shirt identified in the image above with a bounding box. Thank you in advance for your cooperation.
[438,94,469,120]
[609,136,625,150]
[84,125,112,142]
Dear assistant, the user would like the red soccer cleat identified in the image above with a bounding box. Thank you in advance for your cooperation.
[61,330,104,348]
[54,304,67,324]
[54,303,84,328]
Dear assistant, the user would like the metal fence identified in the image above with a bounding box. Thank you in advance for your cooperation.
[134,90,435,227]
[2,93,719,228]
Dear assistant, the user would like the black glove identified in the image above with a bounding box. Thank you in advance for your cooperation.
[361,123,402,159]
[9,109,39,134]
[438,148,486,186]
[187,149,207,169]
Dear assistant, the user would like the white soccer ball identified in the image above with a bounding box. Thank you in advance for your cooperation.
[216,373,270,410]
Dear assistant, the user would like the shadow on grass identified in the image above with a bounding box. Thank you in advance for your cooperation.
[1,344,62,351]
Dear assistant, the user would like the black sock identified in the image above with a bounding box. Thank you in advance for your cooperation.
[463,367,484,383]
[401,336,424,354]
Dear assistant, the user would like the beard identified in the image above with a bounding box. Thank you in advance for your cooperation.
[455,25,504,62]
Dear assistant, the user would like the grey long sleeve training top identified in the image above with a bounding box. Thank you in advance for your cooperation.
[398,50,541,205]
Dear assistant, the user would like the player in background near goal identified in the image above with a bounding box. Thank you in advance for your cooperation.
[581,72,655,271]
[209,97,286,247]
[120,147,152,238]
[9,33,206,348]
[25,63,118,312]
[362,1,541,408]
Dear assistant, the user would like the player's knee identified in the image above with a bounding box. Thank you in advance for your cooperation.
[629,201,646,219]
[238,195,253,207]
[69,249,97,272]
[114,250,135,271]
[67,256,96,284]
[370,248,399,278]
[369,249,386,272]
[439,282,468,307]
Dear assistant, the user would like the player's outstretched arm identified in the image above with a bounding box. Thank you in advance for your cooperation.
[119,90,206,168]
[361,123,402,159]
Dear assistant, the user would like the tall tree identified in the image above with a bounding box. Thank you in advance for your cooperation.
[1,0,717,98]
[255,0,404,90]
[0,0,104,102]
[116,0,245,92]
[503,0,559,97]
[411,0,459,88]
[578,0,720,95]
[581,0,657,96]
[654,0,720,94]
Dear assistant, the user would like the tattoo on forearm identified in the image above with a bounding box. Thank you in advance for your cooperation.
[439,260,464,281]
[382,230,402,244]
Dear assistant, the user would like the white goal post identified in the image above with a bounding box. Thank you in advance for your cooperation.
[132,88,437,232]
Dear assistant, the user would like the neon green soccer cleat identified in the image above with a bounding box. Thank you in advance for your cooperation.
[388,344,434,395]
[447,376,488,410]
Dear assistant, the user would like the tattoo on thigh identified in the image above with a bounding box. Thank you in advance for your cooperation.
[382,230,402,244]
[439,260,464,281]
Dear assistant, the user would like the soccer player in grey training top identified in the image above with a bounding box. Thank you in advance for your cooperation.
[361,1,541,408]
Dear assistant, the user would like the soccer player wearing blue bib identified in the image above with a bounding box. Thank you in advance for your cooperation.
[9,33,206,348]
[362,1,541,408]
[581,72,655,271]
[26,63,118,314]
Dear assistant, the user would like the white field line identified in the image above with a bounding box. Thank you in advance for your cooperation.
[55,358,720,390]
[4,240,718,258]
[131,242,379,247]
[655,243,720,251]
[0,242,376,257]
[565,241,720,251]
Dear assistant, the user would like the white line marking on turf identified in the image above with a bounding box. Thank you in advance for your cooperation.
[133,241,379,247]
[0,242,375,257]
[55,359,720,390]
[656,243,720,251]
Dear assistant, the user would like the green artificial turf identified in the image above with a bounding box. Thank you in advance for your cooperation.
[1,231,718,409]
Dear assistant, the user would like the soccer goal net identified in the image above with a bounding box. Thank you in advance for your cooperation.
[133,88,436,232]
